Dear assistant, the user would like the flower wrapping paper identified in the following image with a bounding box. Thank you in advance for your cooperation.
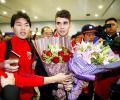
[32,36,72,100]
[67,52,120,100]
[68,52,120,81]
[44,63,68,76]
[44,63,69,100]
[68,42,120,100]
[33,36,71,56]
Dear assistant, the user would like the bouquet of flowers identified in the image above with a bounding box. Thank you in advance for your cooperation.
[41,44,73,64]
[69,41,120,80]
[41,44,73,76]
[75,42,119,65]
[33,36,72,100]
[68,41,120,100]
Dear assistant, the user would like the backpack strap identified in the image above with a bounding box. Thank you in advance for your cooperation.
[5,40,12,60]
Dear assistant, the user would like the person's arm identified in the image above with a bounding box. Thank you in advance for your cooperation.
[44,73,71,85]
[35,56,62,89]
[14,73,44,88]
[35,55,71,90]
[14,73,71,88]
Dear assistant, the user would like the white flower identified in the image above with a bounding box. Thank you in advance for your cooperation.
[75,41,120,65]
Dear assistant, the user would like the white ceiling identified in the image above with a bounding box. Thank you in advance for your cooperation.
[0,0,120,23]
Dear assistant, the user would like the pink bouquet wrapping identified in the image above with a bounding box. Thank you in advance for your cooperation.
[33,36,73,100]
[44,63,68,76]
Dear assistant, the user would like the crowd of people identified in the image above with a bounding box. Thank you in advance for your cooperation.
[0,9,120,100]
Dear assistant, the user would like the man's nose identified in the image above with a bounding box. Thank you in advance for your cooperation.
[21,25,25,30]
[60,24,64,29]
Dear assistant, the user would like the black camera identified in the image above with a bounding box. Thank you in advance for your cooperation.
[95,24,111,39]
[95,24,120,52]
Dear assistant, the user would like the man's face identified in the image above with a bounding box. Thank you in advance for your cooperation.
[12,18,30,39]
[84,32,95,42]
[55,17,70,37]
[75,35,83,43]
[42,28,53,37]
[106,20,118,35]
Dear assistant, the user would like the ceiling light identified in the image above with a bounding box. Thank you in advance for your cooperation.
[95,14,98,17]
[21,10,26,13]
[98,5,103,9]
[34,16,38,19]
[3,11,7,15]
[0,0,6,3]
[57,7,61,11]
[2,32,5,35]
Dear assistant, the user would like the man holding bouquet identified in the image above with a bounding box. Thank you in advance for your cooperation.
[35,9,73,100]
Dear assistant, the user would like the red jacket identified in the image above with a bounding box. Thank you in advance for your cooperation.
[0,36,44,100]
[94,76,119,100]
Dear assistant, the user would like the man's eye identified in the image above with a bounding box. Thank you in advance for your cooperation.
[64,22,68,24]
[57,22,60,25]
[25,24,29,27]
[17,24,21,26]
[111,24,115,26]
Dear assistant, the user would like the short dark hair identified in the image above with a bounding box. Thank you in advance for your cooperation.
[10,11,31,27]
[105,17,118,24]
[76,31,82,35]
[55,10,71,21]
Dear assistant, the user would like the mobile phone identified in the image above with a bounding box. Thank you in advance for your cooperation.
[9,50,20,59]
[9,51,20,66]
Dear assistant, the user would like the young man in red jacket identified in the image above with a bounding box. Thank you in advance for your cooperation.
[0,11,71,100]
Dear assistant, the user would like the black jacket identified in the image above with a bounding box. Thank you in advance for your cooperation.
[35,55,57,100]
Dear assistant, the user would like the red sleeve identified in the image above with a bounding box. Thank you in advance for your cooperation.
[0,41,6,77]
[0,70,7,77]
[94,77,119,100]
[14,73,44,88]
[0,41,6,61]
[0,41,6,69]
[0,71,44,88]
